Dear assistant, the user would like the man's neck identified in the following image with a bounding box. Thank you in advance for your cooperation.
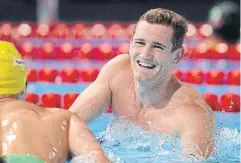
[134,74,180,108]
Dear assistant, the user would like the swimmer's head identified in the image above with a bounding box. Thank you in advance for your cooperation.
[134,8,188,52]
[129,8,188,82]
[0,41,27,99]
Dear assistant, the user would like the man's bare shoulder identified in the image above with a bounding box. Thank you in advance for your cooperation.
[0,99,42,111]
[100,54,130,77]
[180,84,203,99]
[7,100,72,118]
[174,84,214,115]
[47,107,72,117]
[109,54,130,65]
[174,84,216,133]
[0,100,47,118]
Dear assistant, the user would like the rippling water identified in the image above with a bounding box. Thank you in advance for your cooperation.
[96,118,240,163]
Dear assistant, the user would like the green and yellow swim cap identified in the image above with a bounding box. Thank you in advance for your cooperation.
[0,41,27,94]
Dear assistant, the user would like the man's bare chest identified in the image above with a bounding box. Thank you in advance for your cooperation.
[112,91,179,135]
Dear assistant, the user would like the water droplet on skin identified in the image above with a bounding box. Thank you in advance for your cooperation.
[70,119,76,125]
[1,119,9,127]
[6,131,16,144]
[58,141,62,147]
[49,151,56,160]
[61,123,66,130]
[62,120,67,125]
[2,142,7,153]
[53,147,58,152]
[146,121,152,126]
[12,123,17,130]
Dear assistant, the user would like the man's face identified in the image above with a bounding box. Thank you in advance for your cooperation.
[129,21,180,82]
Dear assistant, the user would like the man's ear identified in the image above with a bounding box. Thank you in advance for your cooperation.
[172,47,184,64]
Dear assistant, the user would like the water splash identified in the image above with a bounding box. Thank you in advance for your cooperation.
[97,118,240,163]
[69,154,95,163]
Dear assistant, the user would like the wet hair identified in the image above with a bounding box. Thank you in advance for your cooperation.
[135,8,188,51]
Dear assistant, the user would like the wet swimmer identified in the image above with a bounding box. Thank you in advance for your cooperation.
[0,41,110,163]
[70,8,216,161]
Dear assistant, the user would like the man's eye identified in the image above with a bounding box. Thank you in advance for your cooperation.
[153,44,164,50]
[135,41,145,45]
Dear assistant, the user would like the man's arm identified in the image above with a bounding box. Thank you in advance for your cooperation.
[69,61,113,123]
[179,103,216,161]
[69,54,128,123]
[68,114,110,163]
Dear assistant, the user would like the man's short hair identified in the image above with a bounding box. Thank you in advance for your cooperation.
[135,8,188,51]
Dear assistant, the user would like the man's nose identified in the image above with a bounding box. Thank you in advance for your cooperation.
[140,44,153,58]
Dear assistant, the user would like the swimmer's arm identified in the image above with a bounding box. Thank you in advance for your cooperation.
[179,104,216,161]
[68,114,110,163]
[69,62,113,123]
[69,55,128,123]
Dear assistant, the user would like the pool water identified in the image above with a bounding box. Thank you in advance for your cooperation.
[88,112,240,163]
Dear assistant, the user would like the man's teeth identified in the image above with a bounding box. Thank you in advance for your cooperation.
[138,61,155,69]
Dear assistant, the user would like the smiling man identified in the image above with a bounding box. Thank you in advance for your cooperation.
[70,8,216,160]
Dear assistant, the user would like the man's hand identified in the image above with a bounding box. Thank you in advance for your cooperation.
[68,114,110,163]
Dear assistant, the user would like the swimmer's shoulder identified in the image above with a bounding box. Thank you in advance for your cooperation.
[1,99,41,110]
[174,84,216,132]
[16,100,72,117]
[103,54,130,70]
[47,107,87,122]
[0,99,74,120]
[110,53,130,64]
[175,84,213,114]
[47,107,72,117]
[179,84,203,99]
[49,109,85,125]
[0,99,45,115]
[99,54,131,80]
